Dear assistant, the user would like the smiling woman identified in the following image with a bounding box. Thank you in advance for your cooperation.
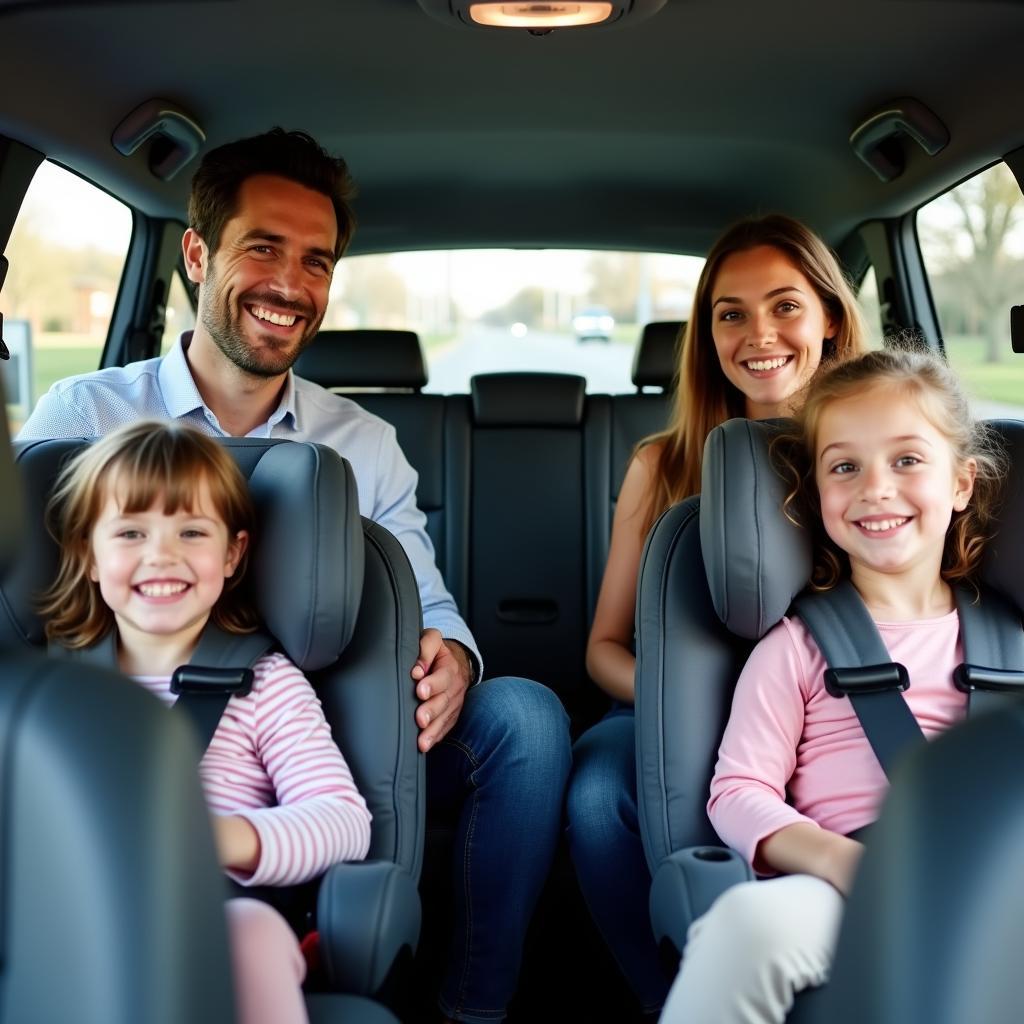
[710,245,836,419]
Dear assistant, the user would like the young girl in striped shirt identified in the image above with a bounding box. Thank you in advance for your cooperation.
[40,420,371,1024]
[660,349,1005,1023]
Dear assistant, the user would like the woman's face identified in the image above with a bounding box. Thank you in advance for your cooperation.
[709,244,836,418]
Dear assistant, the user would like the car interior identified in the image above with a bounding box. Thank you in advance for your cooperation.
[2,0,1024,1021]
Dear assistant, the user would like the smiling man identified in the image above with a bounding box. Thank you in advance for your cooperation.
[18,128,571,1024]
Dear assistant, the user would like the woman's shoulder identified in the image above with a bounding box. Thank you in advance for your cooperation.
[634,437,667,469]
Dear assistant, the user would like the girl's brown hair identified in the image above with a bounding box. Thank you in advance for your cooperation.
[41,420,259,648]
[774,348,1006,590]
[638,214,868,534]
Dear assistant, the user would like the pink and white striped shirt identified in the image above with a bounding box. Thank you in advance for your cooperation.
[136,652,371,887]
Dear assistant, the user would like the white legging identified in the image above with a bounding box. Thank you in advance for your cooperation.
[660,875,844,1024]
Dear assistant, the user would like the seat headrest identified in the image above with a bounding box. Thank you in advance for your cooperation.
[471,372,585,427]
[293,329,428,390]
[700,419,808,639]
[632,321,684,391]
[0,373,22,577]
[1,437,364,672]
[700,417,1024,640]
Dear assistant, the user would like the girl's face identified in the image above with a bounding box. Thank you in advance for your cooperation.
[88,476,247,652]
[710,245,836,418]
[814,386,976,593]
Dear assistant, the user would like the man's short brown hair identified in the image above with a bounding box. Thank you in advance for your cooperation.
[187,128,357,260]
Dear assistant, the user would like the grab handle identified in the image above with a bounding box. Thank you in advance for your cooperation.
[850,97,949,183]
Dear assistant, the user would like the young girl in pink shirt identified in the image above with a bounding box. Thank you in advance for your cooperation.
[40,420,372,1024]
[661,349,1005,1024]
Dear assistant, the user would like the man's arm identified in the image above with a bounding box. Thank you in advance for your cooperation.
[366,422,482,751]
[369,422,482,675]
[17,382,96,439]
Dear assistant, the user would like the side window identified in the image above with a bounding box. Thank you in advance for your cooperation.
[918,162,1024,415]
[160,270,197,354]
[3,162,132,430]
[855,266,884,350]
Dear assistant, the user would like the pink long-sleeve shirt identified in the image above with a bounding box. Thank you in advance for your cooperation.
[708,609,966,869]
[137,652,371,887]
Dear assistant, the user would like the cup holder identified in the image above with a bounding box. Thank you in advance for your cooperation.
[692,847,733,863]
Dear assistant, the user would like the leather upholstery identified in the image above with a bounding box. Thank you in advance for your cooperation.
[631,320,684,391]
[294,328,427,390]
[471,371,585,427]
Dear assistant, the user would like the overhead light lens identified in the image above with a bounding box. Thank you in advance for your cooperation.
[468,3,614,28]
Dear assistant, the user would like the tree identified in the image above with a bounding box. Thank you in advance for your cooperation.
[922,163,1024,363]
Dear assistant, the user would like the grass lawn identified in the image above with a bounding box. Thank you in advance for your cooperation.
[32,344,105,405]
[944,335,1024,408]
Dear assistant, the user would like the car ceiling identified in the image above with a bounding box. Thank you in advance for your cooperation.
[1,0,1023,257]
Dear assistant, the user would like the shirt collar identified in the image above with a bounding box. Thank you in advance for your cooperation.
[160,331,299,433]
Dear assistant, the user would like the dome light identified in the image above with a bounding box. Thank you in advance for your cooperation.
[468,3,613,29]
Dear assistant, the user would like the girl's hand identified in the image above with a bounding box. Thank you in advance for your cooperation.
[757,823,865,896]
[211,814,261,874]
[817,833,865,896]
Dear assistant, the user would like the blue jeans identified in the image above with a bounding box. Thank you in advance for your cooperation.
[566,707,670,1014]
[428,676,572,1023]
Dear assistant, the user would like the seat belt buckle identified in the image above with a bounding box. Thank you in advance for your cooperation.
[953,663,1024,695]
[824,662,909,699]
[170,666,254,698]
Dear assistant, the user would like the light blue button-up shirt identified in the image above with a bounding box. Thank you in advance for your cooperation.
[19,333,481,672]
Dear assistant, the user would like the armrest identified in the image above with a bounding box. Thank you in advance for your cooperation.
[649,846,753,954]
[316,860,421,995]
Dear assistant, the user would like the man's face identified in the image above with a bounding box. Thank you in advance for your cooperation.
[192,174,338,378]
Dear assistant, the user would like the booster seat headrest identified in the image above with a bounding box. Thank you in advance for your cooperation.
[0,436,364,671]
[699,417,1024,640]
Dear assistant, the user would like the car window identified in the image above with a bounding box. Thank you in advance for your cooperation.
[856,265,885,350]
[3,161,132,432]
[917,162,1024,416]
[160,270,197,354]
[326,249,706,393]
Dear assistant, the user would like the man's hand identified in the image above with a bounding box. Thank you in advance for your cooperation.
[412,628,472,752]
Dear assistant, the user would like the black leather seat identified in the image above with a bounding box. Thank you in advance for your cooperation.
[585,320,682,620]
[294,328,469,614]
[466,371,601,722]
[3,434,425,1022]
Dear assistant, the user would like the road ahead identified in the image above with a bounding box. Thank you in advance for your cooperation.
[425,325,637,394]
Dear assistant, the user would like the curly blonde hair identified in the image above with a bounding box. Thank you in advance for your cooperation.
[41,420,259,648]
[773,349,1006,591]
[639,214,868,534]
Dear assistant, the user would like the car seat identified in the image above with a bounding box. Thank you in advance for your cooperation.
[633,416,1024,1021]
[0,410,237,1022]
[1,435,425,1024]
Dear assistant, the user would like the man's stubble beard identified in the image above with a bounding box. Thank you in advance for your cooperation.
[199,268,323,379]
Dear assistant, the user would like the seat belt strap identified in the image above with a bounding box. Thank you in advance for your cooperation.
[52,625,276,755]
[171,626,276,752]
[793,580,926,779]
[953,584,1024,716]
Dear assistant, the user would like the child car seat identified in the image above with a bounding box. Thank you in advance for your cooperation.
[634,416,1024,1021]
[0,410,235,1022]
[1,435,425,1024]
